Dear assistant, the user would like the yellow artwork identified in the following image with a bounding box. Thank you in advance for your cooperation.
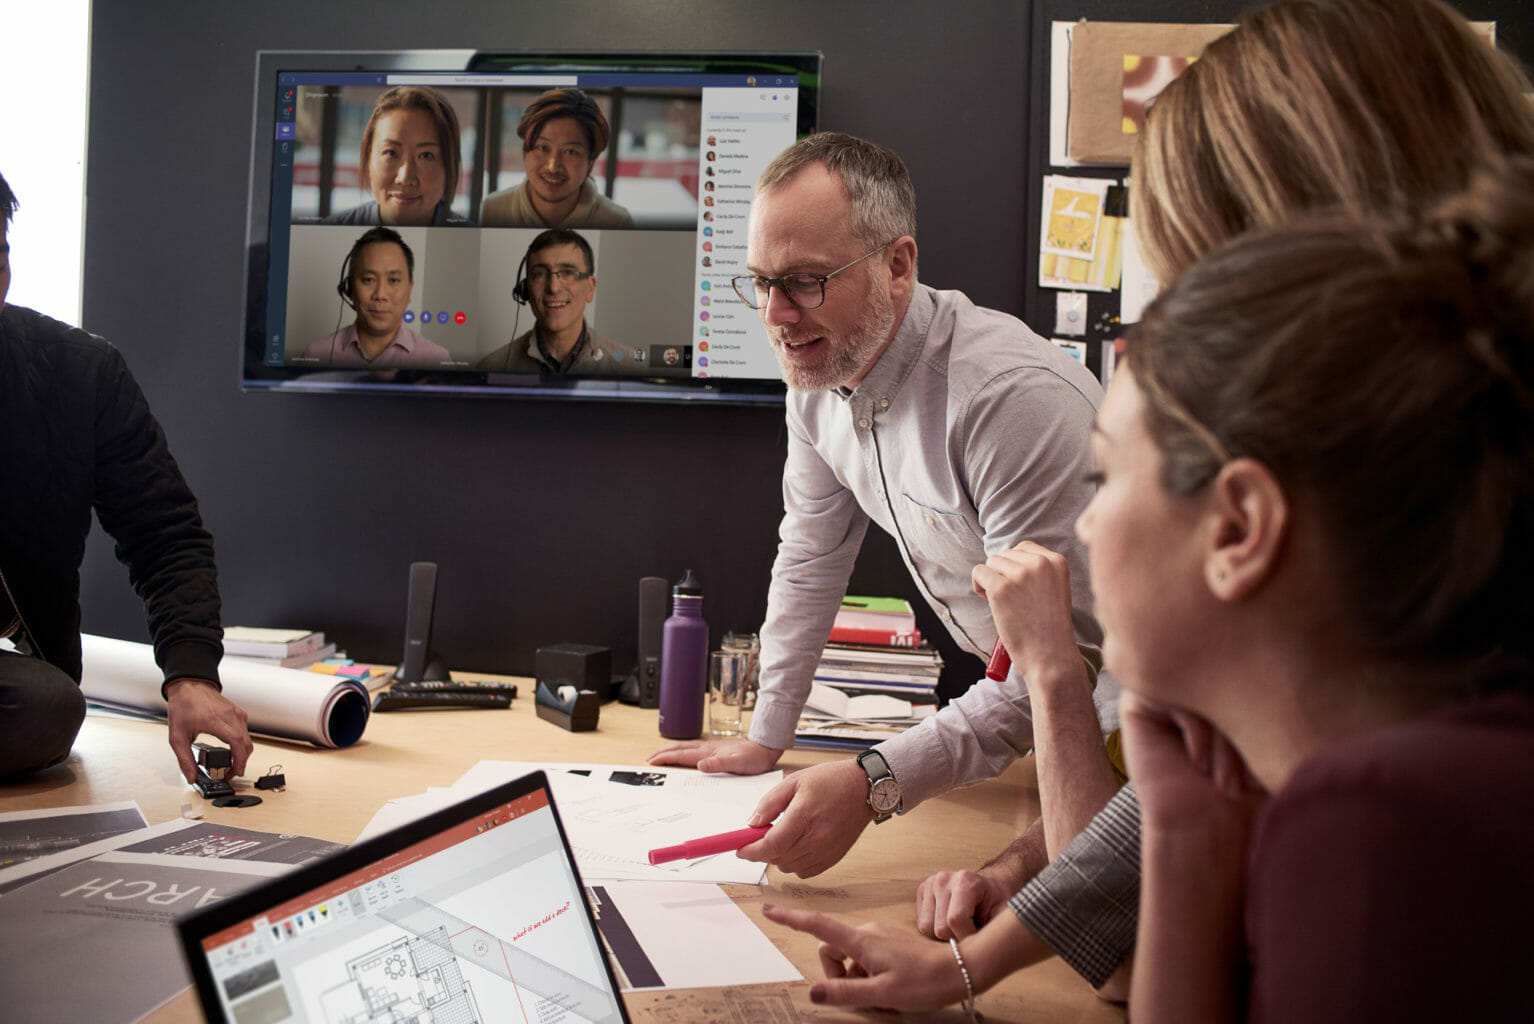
[1046,187,1103,257]
[1039,176,1123,293]
[1121,55,1197,135]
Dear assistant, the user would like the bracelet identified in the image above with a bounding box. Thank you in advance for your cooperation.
[948,936,979,1022]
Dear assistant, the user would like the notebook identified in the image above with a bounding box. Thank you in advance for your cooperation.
[178,770,631,1024]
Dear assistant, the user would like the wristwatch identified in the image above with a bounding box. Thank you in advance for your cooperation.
[857,749,902,823]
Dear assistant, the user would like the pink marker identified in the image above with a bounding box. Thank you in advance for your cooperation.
[648,825,770,865]
[985,638,1011,681]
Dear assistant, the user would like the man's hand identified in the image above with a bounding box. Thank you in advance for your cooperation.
[739,759,872,877]
[917,866,1014,940]
[647,737,784,775]
[916,818,1048,939]
[165,678,252,785]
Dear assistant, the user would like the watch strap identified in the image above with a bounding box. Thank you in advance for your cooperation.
[857,748,901,823]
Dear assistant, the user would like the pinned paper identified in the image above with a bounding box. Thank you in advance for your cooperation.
[1040,177,1125,292]
[1065,21,1233,165]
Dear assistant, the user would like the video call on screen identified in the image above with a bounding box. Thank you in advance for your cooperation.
[262,65,807,386]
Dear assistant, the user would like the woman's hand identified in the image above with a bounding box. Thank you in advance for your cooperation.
[762,904,965,1012]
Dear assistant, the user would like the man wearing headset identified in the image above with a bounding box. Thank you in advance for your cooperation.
[476,228,638,374]
[297,227,451,369]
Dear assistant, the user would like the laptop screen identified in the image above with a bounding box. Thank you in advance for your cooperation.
[179,771,629,1024]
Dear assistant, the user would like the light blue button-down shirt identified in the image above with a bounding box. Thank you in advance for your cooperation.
[749,283,1116,808]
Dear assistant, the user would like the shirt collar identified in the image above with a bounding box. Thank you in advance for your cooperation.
[533,322,589,373]
[839,283,935,404]
[346,323,415,360]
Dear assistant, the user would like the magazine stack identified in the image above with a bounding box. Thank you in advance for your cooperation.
[794,596,944,751]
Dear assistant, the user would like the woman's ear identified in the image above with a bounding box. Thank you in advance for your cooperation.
[1203,457,1288,601]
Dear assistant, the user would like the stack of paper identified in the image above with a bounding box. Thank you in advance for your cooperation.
[0,804,344,1021]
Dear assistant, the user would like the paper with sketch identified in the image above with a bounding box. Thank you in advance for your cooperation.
[0,800,148,872]
[0,850,289,1021]
[355,761,780,884]
[453,760,784,795]
[463,762,780,884]
[548,772,770,883]
[592,881,801,991]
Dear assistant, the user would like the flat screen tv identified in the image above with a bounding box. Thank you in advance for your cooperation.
[243,50,821,404]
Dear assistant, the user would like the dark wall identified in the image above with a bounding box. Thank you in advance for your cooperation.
[79,1,1032,681]
[79,0,1530,684]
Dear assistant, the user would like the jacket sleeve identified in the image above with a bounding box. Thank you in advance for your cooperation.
[88,343,224,688]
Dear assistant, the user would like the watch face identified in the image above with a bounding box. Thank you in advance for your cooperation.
[869,777,901,814]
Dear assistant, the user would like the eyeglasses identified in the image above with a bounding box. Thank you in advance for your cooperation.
[731,239,895,310]
[526,266,592,286]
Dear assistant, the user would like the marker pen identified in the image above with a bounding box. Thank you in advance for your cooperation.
[985,638,1011,681]
[648,825,770,865]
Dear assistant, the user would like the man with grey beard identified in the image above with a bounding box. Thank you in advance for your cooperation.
[651,132,1118,894]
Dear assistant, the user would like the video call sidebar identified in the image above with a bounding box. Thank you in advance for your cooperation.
[694,84,799,380]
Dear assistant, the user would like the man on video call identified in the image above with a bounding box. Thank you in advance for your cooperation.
[298,226,451,369]
[650,133,1121,889]
[477,228,634,374]
[0,169,254,784]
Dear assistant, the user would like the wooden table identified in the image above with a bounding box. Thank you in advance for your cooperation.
[0,686,1126,1024]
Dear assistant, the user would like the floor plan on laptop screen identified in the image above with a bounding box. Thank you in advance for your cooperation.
[198,787,625,1024]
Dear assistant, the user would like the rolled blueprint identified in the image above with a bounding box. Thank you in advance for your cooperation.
[79,634,371,748]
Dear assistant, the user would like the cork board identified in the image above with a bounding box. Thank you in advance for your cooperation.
[1067,21,1232,165]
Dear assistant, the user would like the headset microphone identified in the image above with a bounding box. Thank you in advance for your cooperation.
[335,249,356,309]
[511,249,530,305]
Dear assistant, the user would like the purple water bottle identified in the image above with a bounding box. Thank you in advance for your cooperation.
[658,569,708,739]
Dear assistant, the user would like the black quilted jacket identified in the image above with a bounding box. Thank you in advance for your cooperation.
[0,304,222,687]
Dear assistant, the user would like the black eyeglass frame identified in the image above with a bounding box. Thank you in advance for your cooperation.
[526,267,594,286]
[731,238,896,310]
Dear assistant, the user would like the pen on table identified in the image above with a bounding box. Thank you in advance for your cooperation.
[648,825,771,865]
[985,638,1011,681]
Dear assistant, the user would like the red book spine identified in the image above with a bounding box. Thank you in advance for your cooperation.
[827,625,923,647]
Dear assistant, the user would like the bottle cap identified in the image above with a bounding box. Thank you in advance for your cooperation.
[673,568,703,596]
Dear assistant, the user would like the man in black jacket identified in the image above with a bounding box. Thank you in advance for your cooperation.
[0,170,252,782]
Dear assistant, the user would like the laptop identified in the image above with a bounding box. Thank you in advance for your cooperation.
[178,770,631,1024]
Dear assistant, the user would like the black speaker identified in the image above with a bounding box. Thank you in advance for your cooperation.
[396,561,450,683]
[536,643,612,696]
[635,575,666,708]
[619,576,667,707]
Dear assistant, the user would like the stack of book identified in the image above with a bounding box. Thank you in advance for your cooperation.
[794,597,943,751]
[223,627,337,670]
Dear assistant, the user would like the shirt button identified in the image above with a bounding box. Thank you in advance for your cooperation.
[858,417,870,429]
[925,515,935,526]
[876,490,886,502]
[940,610,952,622]
[880,397,891,409]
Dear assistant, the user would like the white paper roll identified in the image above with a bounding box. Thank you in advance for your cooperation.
[79,634,371,748]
